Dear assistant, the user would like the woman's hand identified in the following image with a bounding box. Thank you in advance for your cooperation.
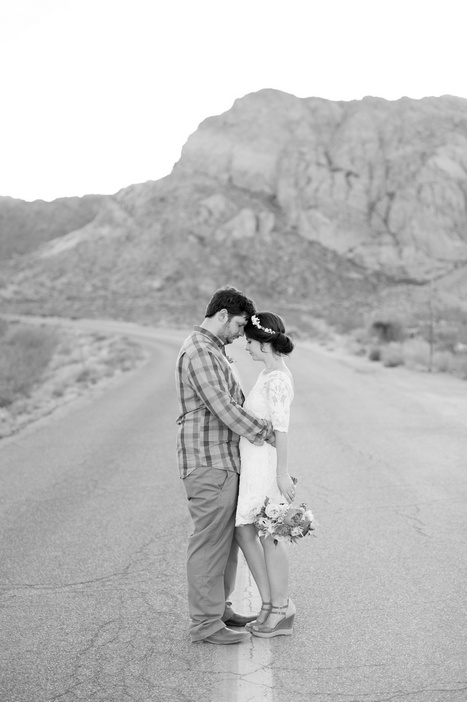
[277,473,296,503]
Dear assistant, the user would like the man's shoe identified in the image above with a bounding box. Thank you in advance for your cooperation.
[223,611,257,627]
[201,628,250,645]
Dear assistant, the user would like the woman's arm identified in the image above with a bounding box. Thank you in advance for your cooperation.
[275,430,295,502]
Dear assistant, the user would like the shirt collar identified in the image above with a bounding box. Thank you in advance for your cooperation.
[193,325,225,351]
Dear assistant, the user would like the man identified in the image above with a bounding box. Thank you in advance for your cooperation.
[175,286,274,644]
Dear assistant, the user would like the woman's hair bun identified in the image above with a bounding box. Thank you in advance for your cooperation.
[272,331,294,355]
[245,311,294,355]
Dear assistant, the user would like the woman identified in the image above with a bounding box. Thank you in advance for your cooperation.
[235,311,296,638]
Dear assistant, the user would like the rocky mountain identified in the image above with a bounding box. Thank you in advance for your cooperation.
[1,89,467,330]
[177,90,467,278]
[0,194,106,260]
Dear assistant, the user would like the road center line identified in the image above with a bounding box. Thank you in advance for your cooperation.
[212,554,274,702]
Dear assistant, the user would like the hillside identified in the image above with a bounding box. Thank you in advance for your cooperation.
[0,194,106,260]
[0,90,466,330]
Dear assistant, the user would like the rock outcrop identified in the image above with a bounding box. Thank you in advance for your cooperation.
[1,90,467,327]
[176,89,467,278]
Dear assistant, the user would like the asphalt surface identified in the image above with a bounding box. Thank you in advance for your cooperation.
[1,320,466,702]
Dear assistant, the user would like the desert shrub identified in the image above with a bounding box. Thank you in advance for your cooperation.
[368,347,381,361]
[381,342,404,367]
[370,318,405,343]
[433,351,456,373]
[416,302,467,353]
[75,366,100,384]
[92,332,109,342]
[403,338,431,370]
[352,327,371,345]
[0,324,58,407]
[345,337,366,356]
[450,353,467,380]
[411,346,467,378]
[435,326,461,353]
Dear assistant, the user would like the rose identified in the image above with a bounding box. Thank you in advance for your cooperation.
[265,503,286,519]
[246,497,267,517]
[274,524,291,536]
[284,507,304,525]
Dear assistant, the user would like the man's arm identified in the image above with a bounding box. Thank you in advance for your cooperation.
[186,349,272,443]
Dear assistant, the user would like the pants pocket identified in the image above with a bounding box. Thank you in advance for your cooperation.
[213,469,229,490]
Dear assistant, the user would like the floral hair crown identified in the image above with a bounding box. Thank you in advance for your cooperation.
[251,314,276,335]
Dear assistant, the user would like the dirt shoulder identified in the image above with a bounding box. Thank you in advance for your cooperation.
[0,319,146,440]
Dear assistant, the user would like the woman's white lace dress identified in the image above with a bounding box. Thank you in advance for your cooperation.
[236,369,294,526]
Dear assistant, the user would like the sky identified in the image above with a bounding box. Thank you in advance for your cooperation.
[1,0,465,202]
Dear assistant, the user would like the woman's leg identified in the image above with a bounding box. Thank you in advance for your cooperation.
[235,525,271,605]
[261,536,295,626]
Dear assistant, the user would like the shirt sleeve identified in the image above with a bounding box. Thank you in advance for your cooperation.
[187,348,271,442]
[266,373,292,432]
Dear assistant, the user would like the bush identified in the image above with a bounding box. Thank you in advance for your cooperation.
[0,324,58,407]
[433,351,456,373]
[381,342,404,367]
[352,327,371,345]
[370,318,405,343]
[403,338,431,370]
[352,305,467,380]
[452,353,467,380]
[75,366,100,384]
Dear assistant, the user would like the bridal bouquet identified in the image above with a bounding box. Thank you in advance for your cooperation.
[253,497,315,545]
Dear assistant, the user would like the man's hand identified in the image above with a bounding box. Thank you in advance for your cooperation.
[265,421,276,447]
[248,421,274,446]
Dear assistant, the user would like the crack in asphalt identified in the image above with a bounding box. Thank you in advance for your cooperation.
[393,505,431,539]
[5,527,205,702]
[0,534,169,595]
[0,571,133,593]
[1,532,196,701]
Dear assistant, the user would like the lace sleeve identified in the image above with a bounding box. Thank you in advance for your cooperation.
[265,373,293,432]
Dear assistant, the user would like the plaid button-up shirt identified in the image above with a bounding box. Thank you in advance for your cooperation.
[175,326,271,478]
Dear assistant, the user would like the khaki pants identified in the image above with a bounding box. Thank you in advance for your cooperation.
[183,465,239,641]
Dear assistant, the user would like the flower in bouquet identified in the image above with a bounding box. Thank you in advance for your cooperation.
[265,502,289,519]
[253,497,315,545]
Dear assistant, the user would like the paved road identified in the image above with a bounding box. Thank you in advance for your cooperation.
[0,320,466,702]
